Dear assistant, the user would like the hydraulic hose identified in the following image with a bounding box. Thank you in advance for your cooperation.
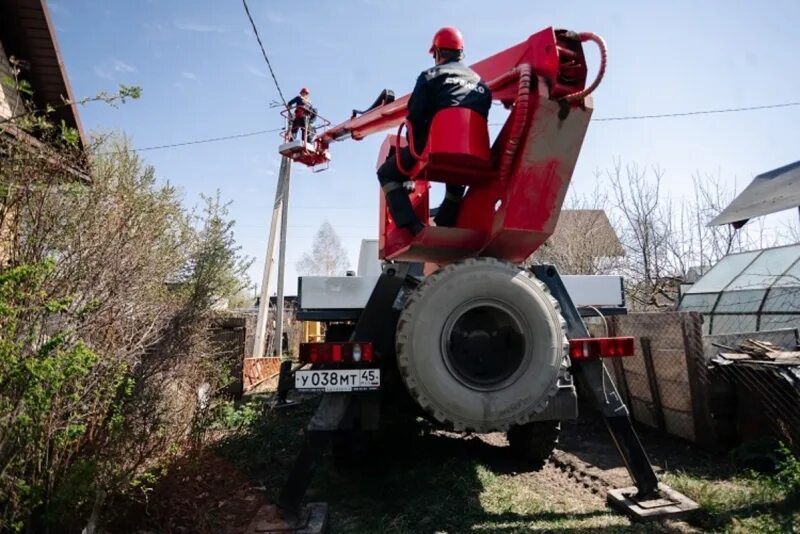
[562,32,607,103]
[496,64,532,182]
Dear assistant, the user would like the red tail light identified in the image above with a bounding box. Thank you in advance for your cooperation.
[299,342,375,364]
[569,337,635,360]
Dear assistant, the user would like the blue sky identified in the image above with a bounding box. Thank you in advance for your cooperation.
[48,0,800,296]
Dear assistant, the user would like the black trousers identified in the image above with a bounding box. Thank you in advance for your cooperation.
[291,117,314,142]
[376,146,466,229]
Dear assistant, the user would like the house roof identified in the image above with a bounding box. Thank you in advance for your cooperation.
[0,0,87,149]
[550,209,625,257]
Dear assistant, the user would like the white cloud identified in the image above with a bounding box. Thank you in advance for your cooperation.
[246,65,266,78]
[174,20,227,33]
[144,21,168,36]
[266,11,287,24]
[316,39,345,52]
[112,59,136,73]
[93,59,136,80]
[182,71,197,80]
[93,65,112,80]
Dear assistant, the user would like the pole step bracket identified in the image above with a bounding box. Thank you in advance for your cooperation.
[246,503,329,533]
[607,483,699,521]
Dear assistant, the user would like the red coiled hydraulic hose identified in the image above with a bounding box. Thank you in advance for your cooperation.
[491,64,532,182]
[494,31,607,180]
[562,32,607,103]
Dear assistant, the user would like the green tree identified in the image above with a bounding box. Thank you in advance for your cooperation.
[183,192,253,311]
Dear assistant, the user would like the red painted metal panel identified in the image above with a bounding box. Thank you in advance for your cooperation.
[306,27,604,264]
[426,108,491,160]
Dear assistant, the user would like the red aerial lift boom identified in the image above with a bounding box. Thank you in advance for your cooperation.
[283,28,606,264]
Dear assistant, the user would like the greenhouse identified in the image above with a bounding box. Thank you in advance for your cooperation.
[678,244,800,335]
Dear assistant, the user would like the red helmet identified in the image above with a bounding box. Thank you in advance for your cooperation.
[429,27,464,54]
[300,87,309,95]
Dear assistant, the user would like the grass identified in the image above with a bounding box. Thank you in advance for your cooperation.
[662,443,800,533]
[214,395,639,533]
[122,395,800,533]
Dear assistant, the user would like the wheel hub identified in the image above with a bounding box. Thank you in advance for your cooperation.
[442,301,527,390]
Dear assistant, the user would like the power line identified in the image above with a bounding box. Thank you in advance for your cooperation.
[132,128,283,152]
[100,100,800,155]
[291,205,373,209]
[489,100,800,126]
[237,234,372,239]
[242,0,288,109]
[94,128,284,154]
[238,223,376,229]
[593,101,800,122]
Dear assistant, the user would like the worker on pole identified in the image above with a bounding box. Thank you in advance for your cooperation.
[376,27,492,235]
[288,87,316,142]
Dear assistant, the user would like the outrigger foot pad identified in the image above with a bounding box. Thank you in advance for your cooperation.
[607,483,698,521]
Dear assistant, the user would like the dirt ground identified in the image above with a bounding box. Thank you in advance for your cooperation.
[116,395,797,533]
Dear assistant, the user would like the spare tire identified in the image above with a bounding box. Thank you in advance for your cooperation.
[396,258,566,432]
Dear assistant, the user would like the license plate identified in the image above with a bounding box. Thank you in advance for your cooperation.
[295,369,380,392]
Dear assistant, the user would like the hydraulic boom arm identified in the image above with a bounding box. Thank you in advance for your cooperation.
[317,28,606,149]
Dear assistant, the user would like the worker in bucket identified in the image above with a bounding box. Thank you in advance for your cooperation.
[376,27,492,235]
[287,87,316,142]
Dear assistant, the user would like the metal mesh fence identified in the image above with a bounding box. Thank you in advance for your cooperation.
[598,312,705,445]
[597,311,800,452]
[703,327,800,452]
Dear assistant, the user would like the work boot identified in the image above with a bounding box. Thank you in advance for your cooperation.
[385,187,425,235]
[433,198,461,227]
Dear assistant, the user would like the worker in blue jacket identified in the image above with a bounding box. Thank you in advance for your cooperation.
[288,87,317,142]
[376,27,491,235]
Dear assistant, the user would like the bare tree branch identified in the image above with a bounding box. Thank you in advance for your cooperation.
[296,221,351,276]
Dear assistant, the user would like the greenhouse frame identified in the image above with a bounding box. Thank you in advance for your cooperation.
[679,244,800,335]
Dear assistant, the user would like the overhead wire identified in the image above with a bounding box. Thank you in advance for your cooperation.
[103,100,798,155]
[489,100,800,126]
[242,0,289,109]
[94,128,285,155]
[592,101,800,122]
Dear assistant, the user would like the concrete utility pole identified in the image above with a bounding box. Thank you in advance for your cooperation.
[253,156,291,359]
[275,157,290,357]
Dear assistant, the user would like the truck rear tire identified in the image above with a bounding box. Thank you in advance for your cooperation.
[396,258,566,433]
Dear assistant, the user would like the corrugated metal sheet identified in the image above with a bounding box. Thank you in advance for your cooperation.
[710,161,800,228]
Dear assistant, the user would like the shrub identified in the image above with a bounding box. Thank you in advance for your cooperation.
[0,133,250,530]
